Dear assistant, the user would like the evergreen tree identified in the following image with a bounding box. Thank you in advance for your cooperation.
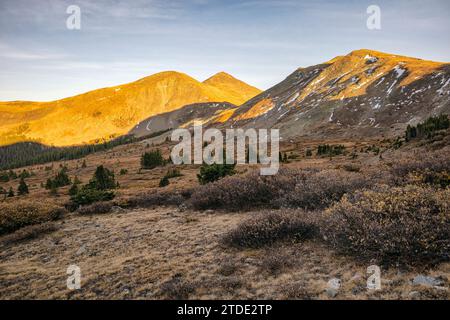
[19,169,31,179]
[88,165,117,190]
[159,176,170,187]
[18,177,29,195]
[197,150,236,185]
[68,183,79,196]
[73,176,82,185]
[7,187,14,197]
[45,167,71,189]
[141,150,165,169]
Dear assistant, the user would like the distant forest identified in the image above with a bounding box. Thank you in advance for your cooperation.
[0,129,171,170]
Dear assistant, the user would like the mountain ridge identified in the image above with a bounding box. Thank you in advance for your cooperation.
[0,71,261,146]
[131,49,450,140]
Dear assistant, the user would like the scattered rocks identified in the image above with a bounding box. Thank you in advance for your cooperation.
[412,275,444,287]
[326,278,341,298]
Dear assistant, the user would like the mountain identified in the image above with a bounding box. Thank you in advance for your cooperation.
[130,102,237,138]
[224,49,450,139]
[203,72,261,106]
[0,71,261,146]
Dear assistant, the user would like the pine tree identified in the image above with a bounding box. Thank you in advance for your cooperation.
[88,165,117,190]
[73,176,82,185]
[68,183,79,196]
[7,187,14,197]
[141,150,165,169]
[81,160,87,168]
[18,177,29,195]
[159,176,170,187]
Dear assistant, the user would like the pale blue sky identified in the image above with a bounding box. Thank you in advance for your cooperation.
[0,0,449,101]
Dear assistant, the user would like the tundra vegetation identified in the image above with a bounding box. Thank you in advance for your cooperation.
[0,114,449,299]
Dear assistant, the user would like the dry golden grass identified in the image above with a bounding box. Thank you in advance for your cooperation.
[0,134,448,299]
[0,207,447,299]
[0,71,261,146]
[0,200,66,235]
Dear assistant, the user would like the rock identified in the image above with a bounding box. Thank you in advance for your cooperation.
[412,275,444,287]
[76,245,87,255]
[325,278,341,298]
[326,288,339,298]
[204,210,214,214]
[177,204,187,212]
[327,278,341,290]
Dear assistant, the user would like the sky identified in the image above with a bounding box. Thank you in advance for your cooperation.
[0,0,449,101]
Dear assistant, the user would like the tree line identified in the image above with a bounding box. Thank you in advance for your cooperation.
[0,129,171,170]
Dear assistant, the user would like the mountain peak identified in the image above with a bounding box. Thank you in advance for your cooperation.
[203,71,236,83]
[203,72,262,106]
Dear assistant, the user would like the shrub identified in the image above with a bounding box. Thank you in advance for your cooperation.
[0,200,66,235]
[141,149,165,169]
[1,222,59,246]
[259,249,294,275]
[322,185,450,267]
[189,169,368,211]
[70,186,115,207]
[222,210,318,248]
[165,168,182,179]
[159,275,195,299]
[0,172,9,182]
[77,201,113,215]
[190,169,296,211]
[390,149,450,187]
[197,163,236,185]
[17,177,29,195]
[19,169,31,179]
[159,176,170,187]
[275,170,368,210]
[119,169,128,175]
[342,164,361,172]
